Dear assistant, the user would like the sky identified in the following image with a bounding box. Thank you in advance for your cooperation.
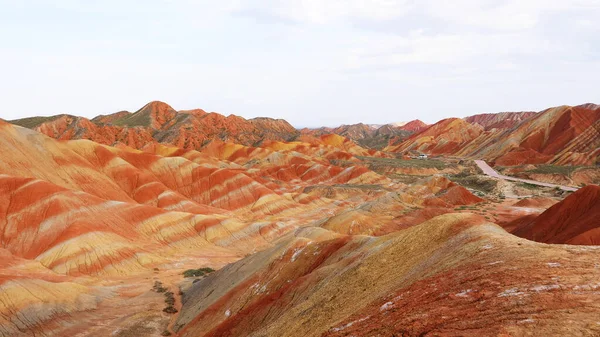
[1,1,599,127]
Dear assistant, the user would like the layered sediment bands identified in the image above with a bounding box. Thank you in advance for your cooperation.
[388,104,600,166]
[10,101,299,149]
[386,118,484,155]
[512,185,600,245]
[300,120,429,149]
[176,213,600,337]
[0,174,268,277]
[0,120,389,277]
[2,101,600,336]
[464,111,537,130]
[319,176,483,236]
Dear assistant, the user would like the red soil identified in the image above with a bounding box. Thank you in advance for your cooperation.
[512,185,600,244]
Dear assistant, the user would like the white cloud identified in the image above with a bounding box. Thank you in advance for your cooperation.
[237,0,413,24]
[0,0,599,126]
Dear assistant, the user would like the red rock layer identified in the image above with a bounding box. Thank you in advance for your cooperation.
[175,214,600,337]
[386,118,484,154]
[387,104,600,166]
[10,101,299,149]
[464,111,537,130]
[512,185,600,245]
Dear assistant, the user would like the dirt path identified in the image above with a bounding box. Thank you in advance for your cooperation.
[474,160,578,192]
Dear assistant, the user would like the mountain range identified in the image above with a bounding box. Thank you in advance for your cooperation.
[1,101,600,336]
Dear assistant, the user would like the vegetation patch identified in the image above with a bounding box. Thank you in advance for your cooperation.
[153,280,178,315]
[153,281,167,293]
[9,115,64,128]
[357,156,447,169]
[518,182,541,189]
[528,165,582,175]
[449,175,497,193]
[183,267,215,278]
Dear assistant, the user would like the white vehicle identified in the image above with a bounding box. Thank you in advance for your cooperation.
[418,154,428,160]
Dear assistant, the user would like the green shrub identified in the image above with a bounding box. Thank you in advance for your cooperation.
[163,306,178,314]
[183,267,215,278]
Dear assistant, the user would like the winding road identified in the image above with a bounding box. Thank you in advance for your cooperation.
[474,160,578,192]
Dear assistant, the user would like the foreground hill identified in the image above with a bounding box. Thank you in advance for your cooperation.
[175,213,600,336]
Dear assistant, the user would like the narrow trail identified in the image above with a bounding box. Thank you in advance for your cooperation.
[474,160,578,192]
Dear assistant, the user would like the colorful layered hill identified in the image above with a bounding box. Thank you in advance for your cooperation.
[301,120,428,149]
[387,104,600,166]
[10,101,299,149]
[463,104,600,166]
[174,213,600,337]
[386,118,484,155]
[464,111,537,130]
[512,185,600,245]
[0,119,393,336]
[2,100,600,336]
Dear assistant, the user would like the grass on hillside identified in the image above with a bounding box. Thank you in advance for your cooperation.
[183,267,215,278]
[518,182,541,189]
[357,156,447,169]
[9,116,62,128]
[497,164,591,177]
[112,112,151,127]
[449,175,498,193]
[528,165,585,175]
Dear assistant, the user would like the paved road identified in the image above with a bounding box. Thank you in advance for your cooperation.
[474,160,578,192]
